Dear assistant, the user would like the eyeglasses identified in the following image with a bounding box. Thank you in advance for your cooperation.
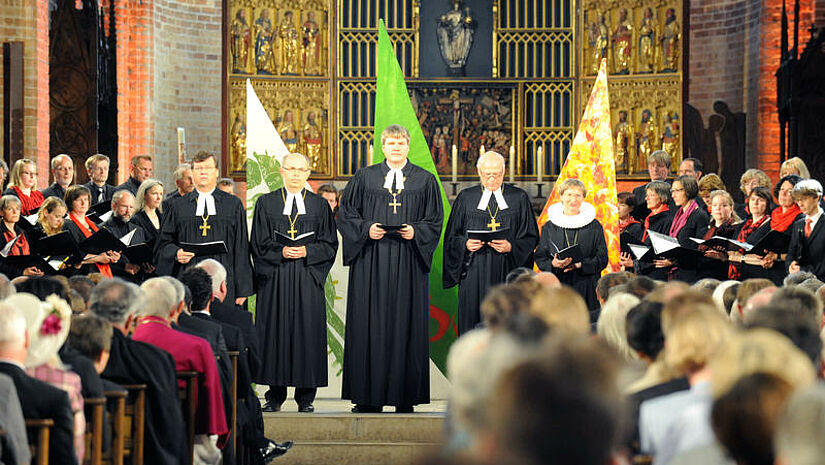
[282,167,310,173]
[192,166,216,173]
[479,171,503,179]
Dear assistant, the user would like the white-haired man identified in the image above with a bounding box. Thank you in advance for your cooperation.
[443,151,539,335]
[40,154,75,200]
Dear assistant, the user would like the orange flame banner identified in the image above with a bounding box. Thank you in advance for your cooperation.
[537,58,621,273]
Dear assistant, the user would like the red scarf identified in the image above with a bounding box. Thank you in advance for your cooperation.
[2,226,29,256]
[642,205,670,242]
[770,204,802,232]
[728,215,770,280]
[703,217,736,240]
[669,200,699,238]
[11,187,44,216]
[69,213,113,278]
[619,217,639,232]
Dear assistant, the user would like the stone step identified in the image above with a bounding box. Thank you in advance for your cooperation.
[264,412,445,443]
[275,441,440,465]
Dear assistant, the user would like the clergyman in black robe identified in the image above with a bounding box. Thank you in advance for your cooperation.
[337,125,443,412]
[535,184,608,318]
[251,182,337,410]
[154,152,253,304]
[443,153,538,334]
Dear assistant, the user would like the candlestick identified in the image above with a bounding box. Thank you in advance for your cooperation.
[508,145,515,183]
[177,127,186,163]
[537,146,544,184]
[451,144,458,183]
[367,144,373,165]
[479,145,485,156]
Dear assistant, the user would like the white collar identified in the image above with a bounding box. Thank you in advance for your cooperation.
[283,188,306,215]
[195,189,217,216]
[383,161,407,190]
[0,358,25,371]
[20,188,30,195]
[547,201,596,229]
[805,207,823,225]
[477,186,509,211]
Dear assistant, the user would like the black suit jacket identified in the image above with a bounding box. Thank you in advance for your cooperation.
[787,214,825,281]
[114,177,142,196]
[209,299,260,380]
[83,182,116,204]
[0,362,77,465]
[39,183,67,201]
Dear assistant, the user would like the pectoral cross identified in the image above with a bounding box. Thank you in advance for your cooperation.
[199,216,211,236]
[287,226,298,239]
[388,192,401,214]
[487,217,501,231]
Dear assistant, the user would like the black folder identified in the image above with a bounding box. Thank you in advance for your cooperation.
[275,231,316,246]
[690,236,743,252]
[467,227,510,242]
[123,243,154,264]
[34,232,83,262]
[78,228,126,255]
[620,231,638,254]
[744,230,791,256]
[553,243,583,262]
[17,213,38,232]
[377,224,405,231]
[180,241,228,256]
[2,255,62,274]
[647,230,700,262]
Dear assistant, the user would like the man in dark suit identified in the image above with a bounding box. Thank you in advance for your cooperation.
[40,154,75,200]
[0,302,76,465]
[788,179,825,281]
[632,150,674,222]
[83,154,116,204]
[115,154,153,196]
[162,163,194,212]
[89,278,188,465]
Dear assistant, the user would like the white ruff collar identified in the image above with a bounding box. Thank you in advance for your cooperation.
[477,186,509,211]
[547,201,596,229]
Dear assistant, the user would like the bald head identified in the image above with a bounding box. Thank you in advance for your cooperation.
[742,286,778,323]
[534,272,561,289]
[477,151,506,191]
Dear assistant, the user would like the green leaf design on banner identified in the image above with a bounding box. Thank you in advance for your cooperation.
[247,158,262,188]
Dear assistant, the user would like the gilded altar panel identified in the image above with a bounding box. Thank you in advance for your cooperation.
[228,79,333,175]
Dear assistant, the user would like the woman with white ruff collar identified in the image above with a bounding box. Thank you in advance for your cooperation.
[535,179,608,320]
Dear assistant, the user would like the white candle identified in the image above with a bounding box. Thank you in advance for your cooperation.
[177,127,186,163]
[368,144,373,165]
[451,144,458,183]
[479,145,485,156]
[537,146,543,184]
[508,145,515,183]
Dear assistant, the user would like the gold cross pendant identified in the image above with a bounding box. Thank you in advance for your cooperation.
[487,217,501,231]
[199,216,211,236]
[388,192,401,214]
[287,226,298,239]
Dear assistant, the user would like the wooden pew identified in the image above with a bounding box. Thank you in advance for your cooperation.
[119,384,147,465]
[83,397,106,465]
[25,418,54,465]
[176,371,199,465]
[227,351,239,457]
[103,389,126,465]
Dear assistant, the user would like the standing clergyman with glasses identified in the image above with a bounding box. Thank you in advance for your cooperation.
[442,150,538,335]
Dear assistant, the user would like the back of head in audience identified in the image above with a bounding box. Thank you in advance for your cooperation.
[665,308,732,377]
[745,304,822,366]
[712,280,740,316]
[533,271,561,289]
[784,271,816,287]
[742,286,779,322]
[625,301,665,363]
[179,267,213,313]
[489,333,624,465]
[661,289,719,333]
[68,276,94,304]
[692,278,721,295]
[529,285,589,334]
[775,385,825,465]
[480,282,533,330]
[139,278,179,320]
[68,314,112,373]
[768,286,824,329]
[89,278,144,328]
[626,276,658,299]
[0,273,14,300]
[596,271,634,305]
[0,302,27,362]
[504,267,534,284]
[735,279,775,319]
[596,292,640,361]
[15,276,69,302]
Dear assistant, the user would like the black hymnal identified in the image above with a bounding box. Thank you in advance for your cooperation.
[78,228,126,255]
[377,224,405,231]
[467,227,510,242]
[2,255,62,275]
[553,243,583,262]
[34,232,82,262]
[743,230,790,256]
[690,236,743,252]
[89,201,111,216]
[274,231,316,246]
[647,230,700,262]
[620,231,638,254]
[180,241,228,256]
[123,243,154,264]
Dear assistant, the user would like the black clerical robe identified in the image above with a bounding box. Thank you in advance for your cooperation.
[154,189,253,302]
[443,184,538,334]
[101,331,187,465]
[251,188,337,389]
[535,210,608,314]
[338,161,443,407]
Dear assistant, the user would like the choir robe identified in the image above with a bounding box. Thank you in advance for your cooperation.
[738,220,788,285]
[102,216,148,282]
[786,212,825,281]
[665,205,709,283]
[250,189,337,389]
[154,189,253,303]
[0,223,35,278]
[131,210,162,250]
[338,161,443,407]
[535,203,608,315]
[442,184,538,334]
[133,318,228,436]
[101,330,187,465]
[635,208,675,281]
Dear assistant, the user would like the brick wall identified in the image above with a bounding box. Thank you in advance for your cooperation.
[151,0,223,188]
[0,0,51,187]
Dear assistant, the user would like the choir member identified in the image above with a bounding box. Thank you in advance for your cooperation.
[735,169,771,221]
[618,191,643,271]
[83,154,116,204]
[36,197,68,238]
[3,158,44,216]
[632,150,672,221]
[131,178,164,249]
[0,195,43,277]
[728,187,774,281]
[535,178,607,316]
[779,156,811,179]
[217,178,236,195]
[316,183,339,216]
[40,154,74,200]
[338,124,443,413]
[443,151,538,334]
[115,155,154,196]
[64,185,119,278]
[697,190,740,281]
[155,151,253,304]
[788,180,825,281]
[251,153,337,412]
[102,190,149,281]
[652,175,708,283]
[635,181,674,281]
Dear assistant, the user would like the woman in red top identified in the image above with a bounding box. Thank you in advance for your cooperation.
[0,195,43,277]
[63,185,119,278]
[3,159,44,215]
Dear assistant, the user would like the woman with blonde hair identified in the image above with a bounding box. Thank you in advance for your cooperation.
[596,292,641,361]
[779,156,811,179]
[697,174,725,213]
[736,169,772,219]
[36,197,68,237]
[697,190,740,280]
[131,178,165,248]
[2,158,44,215]
[535,178,608,315]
